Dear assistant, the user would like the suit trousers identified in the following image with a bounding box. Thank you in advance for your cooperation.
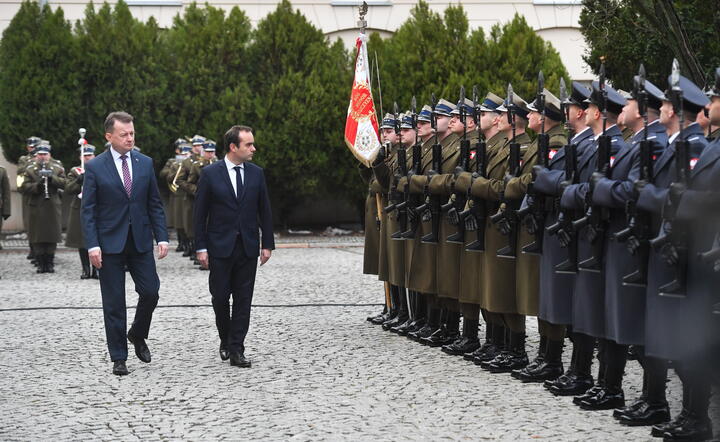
[208,235,258,353]
[99,230,160,361]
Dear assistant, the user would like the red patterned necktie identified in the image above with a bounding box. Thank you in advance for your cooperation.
[120,154,132,197]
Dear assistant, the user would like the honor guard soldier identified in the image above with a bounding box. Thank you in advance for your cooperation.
[636,64,713,440]
[17,136,42,260]
[65,144,98,279]
[534,81,596,396]
[475,88,533,373]
[559,74,629,409]
[461,92,507,363]
[0,160,10,252]
[373,112,409,330]
[362,143,383,323]
[20,141,66,273]
[508,84,570,383]
[159,138,186,240]
[168,142,192,253]
[411,98,459,345]
[176,135,205,263]
[440,93,483,356]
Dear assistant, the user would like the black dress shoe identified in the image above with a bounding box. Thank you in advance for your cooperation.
[80,267,92,279]
[512,361,564,383]
[652,411,688,437]
[229,352,251,368]
[409,324,436,342]
[441,337,481,356]
[480,351,510,369]
[219,342,230,361]
[369,311,391,325]
[400,319,426,336]
[390,318,414,334]
[127,334,151,363]
[616,401,670,426]
[572,385,603,404]
[485,351,529,373]
[614,396,647,418]
[548,373,594,397]
[422,326,458,347]
[113,360,129,376]
[471,343,501,364]
[662,414,713,441]
[382,314,407,331]
[578,387,625,410]
[91,267,99,279]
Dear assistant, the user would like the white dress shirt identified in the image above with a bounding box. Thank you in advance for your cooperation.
[225,156,245,198]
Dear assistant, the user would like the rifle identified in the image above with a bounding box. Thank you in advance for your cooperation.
[573,61,611,272]
[518,71,549,254]
[649,59,689,297]
[383,102,408,238]
[490,83,522,259]
[446,86,472,244]
[548,78,579,273]
[464,86,488,252]
[399,97,423,240]
[416,94,442,245]
[613,64,653,287]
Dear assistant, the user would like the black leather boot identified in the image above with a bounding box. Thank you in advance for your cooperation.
[442,318,480,356]
[465,321,493,361]
[389,288,410,333]
[473,323,504,365]
[662,378,713,440]
[514,338,564,383]
[402,293,427,335]
[616,355,670,426]
[35,254,45,273]
[485,331,529,373]
[550,334,595,396]
[423,309,460,347]
[383,287,406,330]
[80,249,91,279]
[182,238,192,257]
[578,340,625,410]
[410,305,440,342]
[46,254,55,273]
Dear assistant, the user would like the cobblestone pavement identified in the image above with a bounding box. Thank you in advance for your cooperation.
[0,243,716,440]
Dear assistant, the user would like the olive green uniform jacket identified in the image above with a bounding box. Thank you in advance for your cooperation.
[359,164,380,276]
[176,155,199,237]
[374,143,405,286]
[159,157,176,228]
[166,160,185,232]
[20,162,66,244]
[64,166,86,248]
[504,124,567,315]
[471,131,532,313]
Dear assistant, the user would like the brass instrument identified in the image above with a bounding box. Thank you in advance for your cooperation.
[41,162,50,200]
[169,161,183,193]
[16,173,24,188]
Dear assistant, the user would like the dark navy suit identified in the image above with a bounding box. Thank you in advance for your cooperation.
[81,149,168,362]
[193,159,274,353]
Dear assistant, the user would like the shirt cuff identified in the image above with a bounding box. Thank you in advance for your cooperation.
[158,241,169,246]
[88,247,101,253]
[196,249,208,253]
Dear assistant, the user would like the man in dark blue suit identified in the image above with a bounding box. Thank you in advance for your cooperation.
[194,125,274,368]
[81,111,169,376]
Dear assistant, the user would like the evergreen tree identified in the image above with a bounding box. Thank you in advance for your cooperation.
[0,1,79,165]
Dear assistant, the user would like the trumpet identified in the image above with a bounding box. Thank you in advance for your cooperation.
[169,163,183,193]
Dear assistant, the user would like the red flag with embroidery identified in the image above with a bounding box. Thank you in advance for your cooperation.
[344,33,381,167]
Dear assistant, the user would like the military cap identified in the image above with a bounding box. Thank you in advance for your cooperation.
[433,99,456,117]
[705,67,720,99]
[82,144,96,155]
[617,89,632,100]
[566,81,592,109]
[585,81,627,115]
[191,135,206,145]
[479,93,504,112]
[497,93,530,120]
[660,74,710,114]
[203,140,216,151]
[450,98,475,116]
[174,137,187,148]
[527,89,563,122]
[380,113,397,129]
[417,105,433,122]
[400,112,416,129]
[180,143,193,153]
[35,141,51,154]
[630,77,664,111]
[26,136,41,147]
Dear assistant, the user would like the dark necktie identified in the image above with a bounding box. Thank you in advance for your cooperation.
[233,165,243,199]
[120,154,132,197]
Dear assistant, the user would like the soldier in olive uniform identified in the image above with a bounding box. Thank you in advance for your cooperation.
[396,105,434,334]
[17,137,42,260]
[507,88,570,382]
[20,142,66,273]
[176,135,205,262]
[159,138,186,244]
[406,99,459,345]
[65,145,97,279]
[439,97,483,356]
[459,93,507,363]
[473,92,534,373]
[373,114,409,330]
[362,142,384,323]
[167,142,192,253]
